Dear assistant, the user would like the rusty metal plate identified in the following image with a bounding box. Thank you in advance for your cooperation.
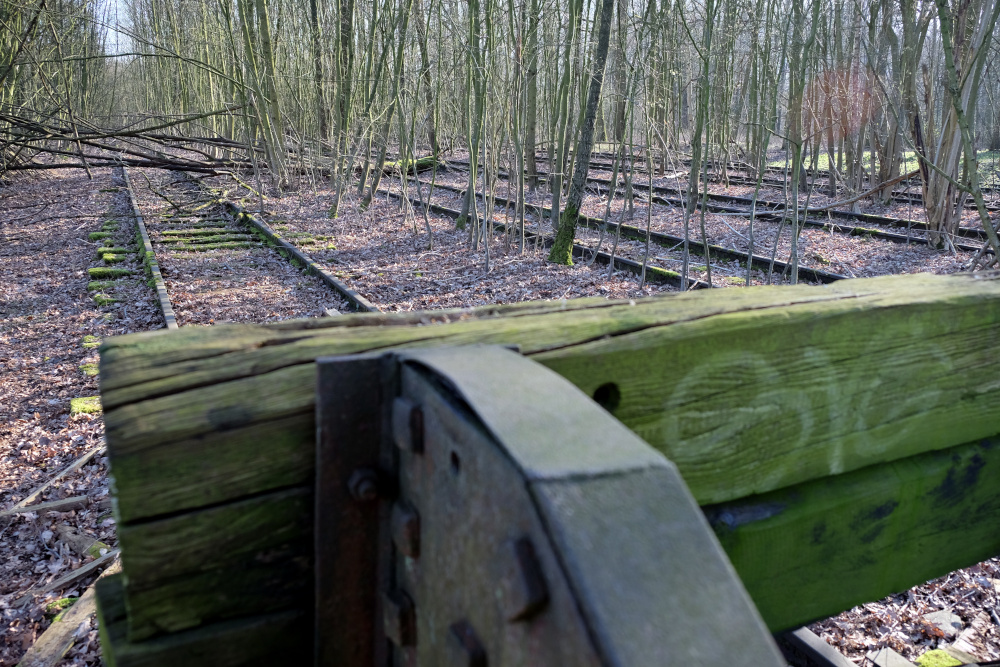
[316,346,784,666]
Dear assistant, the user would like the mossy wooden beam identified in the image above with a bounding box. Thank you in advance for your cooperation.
[96,575,309,667]
[706,435,1000,632]
[116,487,312,641]
[157,234,252,245]
[101,273,1000,519]
[159,228,244,237]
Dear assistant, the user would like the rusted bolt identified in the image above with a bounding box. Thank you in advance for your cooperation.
[392,397,424,453]
[447,620,486,667]
[347,468,381,503]
[498,536,549,622]
[392,502,421,559]
[382,589,416,647]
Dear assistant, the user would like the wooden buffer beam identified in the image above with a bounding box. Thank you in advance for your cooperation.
[94,272,1000,665]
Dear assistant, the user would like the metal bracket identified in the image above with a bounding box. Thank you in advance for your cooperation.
[316,346,784,666]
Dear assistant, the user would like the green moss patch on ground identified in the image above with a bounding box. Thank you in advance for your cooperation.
[69,396,101,415]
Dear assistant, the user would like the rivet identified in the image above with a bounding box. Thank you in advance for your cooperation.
[392,502,421,559]
[447,620,486,667]
[382,590,416,647]
[347,468,381,503]
[392,398,424,453]
[498,536,549,622]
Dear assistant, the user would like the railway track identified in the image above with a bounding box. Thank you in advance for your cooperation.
[447,159,992,253]
[87,167,375,328]
[585,151,1000,194]
[380,185,711,290]
[392,178,846,285]
[495,152,1000,215]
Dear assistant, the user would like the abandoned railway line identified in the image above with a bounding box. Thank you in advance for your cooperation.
[91,167,374,329]
[396,178,847,285]
[439,162,992,270]
[449,157,997,251]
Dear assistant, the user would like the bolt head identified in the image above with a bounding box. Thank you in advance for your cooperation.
[392,398,424,453]
[382,590,417,647]
[392,502,421,559]
[447,620,486,667]
[348,468,381,503]
[498,536,549,622]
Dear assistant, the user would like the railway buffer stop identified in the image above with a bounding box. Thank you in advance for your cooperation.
[94,272,1000,666]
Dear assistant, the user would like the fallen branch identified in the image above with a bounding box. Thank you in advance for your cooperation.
[15,559,122,667]
[3,496,90,516]
[2,446,103,516]
[15,550,120,605]
[809,170,921,212]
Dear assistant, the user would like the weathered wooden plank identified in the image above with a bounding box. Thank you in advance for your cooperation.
[98,296,614,398]
[706,435,1000,632]
[118,487,311,640]
[96,574,309,667]
[118,487,310,585]
[98,279,856,407]
[102,273,1000,523]
[110,415,313,523]
[19,583,99,667]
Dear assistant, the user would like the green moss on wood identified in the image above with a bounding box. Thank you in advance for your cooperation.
[82,335,101,349]
[915,650,964,667]
[383,155,441,174]
[160,228,236,237]
[118,487,312,640]
[80,362,99,376]
[88,267,131,280]
[709,437,1000,631]
[93,293,120,306]
[89,232,112,242]
[643,265,682,283]
[158,235,251,245]
[99,272,1000,515]
[102,253,127,264]
[170,242,255,252]
[45,597,78,617]
[70,396,101,415]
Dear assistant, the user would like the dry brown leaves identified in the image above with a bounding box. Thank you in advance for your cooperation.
[810,559,1000,664]
[0,165,144,666]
